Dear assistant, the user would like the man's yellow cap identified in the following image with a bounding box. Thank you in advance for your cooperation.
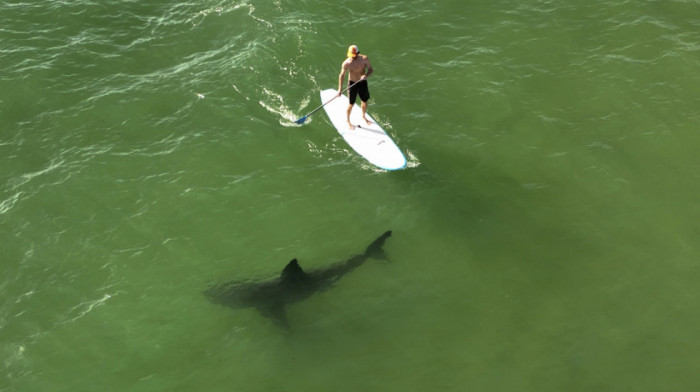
[347,45,359,58]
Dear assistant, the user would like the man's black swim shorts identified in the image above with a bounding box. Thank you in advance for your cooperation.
[348,80,370,105]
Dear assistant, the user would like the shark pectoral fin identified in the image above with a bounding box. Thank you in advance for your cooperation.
[371,249,389,261]
[257,304,290,329]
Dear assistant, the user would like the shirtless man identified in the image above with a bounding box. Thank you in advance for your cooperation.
[338,45,374,130]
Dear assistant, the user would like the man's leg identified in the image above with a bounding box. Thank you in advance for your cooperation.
[361,101,371,125]
[347,83,359,130]
[346,104,355,130]
[358,82,371,125]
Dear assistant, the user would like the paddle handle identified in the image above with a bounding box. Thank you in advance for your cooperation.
[301,80,361,119]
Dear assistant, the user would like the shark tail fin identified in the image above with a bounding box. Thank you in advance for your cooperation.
[364,230,392,260]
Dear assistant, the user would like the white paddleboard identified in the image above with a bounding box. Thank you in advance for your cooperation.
[320,89,406,171]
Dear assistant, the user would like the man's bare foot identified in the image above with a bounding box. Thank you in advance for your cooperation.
[363,118,373,126]
[348,122,355,130]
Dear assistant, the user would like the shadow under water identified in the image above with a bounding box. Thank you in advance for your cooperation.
[204,230,393,329]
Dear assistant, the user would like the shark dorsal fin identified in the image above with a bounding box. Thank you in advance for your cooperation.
[281,258,306,281]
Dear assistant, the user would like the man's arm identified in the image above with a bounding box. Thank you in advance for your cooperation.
[338,61,348,94]
[362,57,373,80]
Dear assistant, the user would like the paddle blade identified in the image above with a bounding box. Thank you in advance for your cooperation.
[294,116,308,124]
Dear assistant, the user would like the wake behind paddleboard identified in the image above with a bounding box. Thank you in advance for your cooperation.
[320,89,406,171]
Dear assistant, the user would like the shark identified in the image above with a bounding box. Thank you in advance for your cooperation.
[204,230,392,328]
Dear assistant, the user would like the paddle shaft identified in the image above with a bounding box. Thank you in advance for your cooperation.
[298,80,361,121]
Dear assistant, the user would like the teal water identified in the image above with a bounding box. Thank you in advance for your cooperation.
[2,0,700,390]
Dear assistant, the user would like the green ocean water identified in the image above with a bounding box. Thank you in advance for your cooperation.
[2,0,700,390]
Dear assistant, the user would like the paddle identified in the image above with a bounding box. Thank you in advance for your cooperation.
[295,80,361,124]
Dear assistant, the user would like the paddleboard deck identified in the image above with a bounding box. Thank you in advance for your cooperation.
[320,89,406,171]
